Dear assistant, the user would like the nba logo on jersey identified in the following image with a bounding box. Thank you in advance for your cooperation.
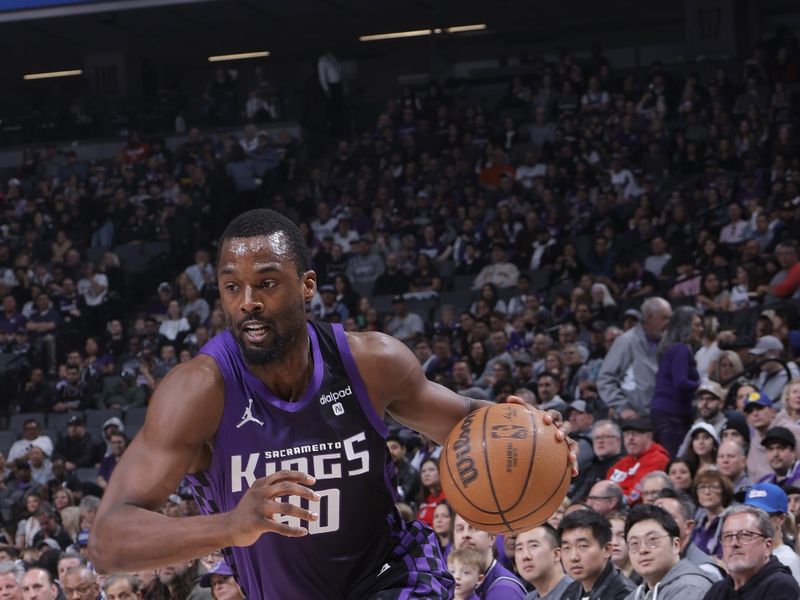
[332,402,345,415]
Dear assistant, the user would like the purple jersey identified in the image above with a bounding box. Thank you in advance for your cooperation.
[187,322,413,598]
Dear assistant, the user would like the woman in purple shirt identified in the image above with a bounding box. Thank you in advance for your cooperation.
[651,306,704,455]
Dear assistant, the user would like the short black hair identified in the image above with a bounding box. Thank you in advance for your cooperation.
[219,209,312,276]
[624,503,680,540]
[557,509,611,547]
[534,522,560,549]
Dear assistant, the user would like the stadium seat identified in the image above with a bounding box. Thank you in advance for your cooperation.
[124,407,148,428]
[351,281,373,298]
[0,431,17,455]
[76,467,99,484]
[372,295,394,316]
[9,413,45,434]
[452,274,476,292]
[46,411,84,433]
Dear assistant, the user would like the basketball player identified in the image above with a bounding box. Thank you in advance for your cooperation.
[90,210,576,599]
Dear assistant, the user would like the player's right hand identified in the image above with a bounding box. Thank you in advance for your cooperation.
[227,470,320,546]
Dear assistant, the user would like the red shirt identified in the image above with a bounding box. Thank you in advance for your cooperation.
[773,262,800,298]
[606,442,670,503]
[417,489,446,526]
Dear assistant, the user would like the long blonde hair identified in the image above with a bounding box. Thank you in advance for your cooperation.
[781,379,800,421]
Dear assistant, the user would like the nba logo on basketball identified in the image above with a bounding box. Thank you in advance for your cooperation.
[332,402,345,415]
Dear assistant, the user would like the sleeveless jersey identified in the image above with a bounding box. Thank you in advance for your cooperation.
[186,321,403,599]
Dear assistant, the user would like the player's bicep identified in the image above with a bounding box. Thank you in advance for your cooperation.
[101,357,223,511]
[357,334,470,443]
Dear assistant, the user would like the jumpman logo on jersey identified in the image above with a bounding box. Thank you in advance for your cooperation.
[236,398,264,429]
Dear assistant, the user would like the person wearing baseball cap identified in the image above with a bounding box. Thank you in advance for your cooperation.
[676,381,727,456]
[607,417,670,504]
[744,483,800,584]
[200,561,244,599]
[566,400,595,472]
[750,335,792,403]
[744,389,800,482]
[759,427,800,490]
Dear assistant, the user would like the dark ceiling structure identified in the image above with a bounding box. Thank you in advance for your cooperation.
[0,0,690,76]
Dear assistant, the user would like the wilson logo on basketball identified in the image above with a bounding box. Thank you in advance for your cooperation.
[453,412,478,487]
[491,424,531,440]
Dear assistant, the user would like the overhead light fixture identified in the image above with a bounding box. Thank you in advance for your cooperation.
[208,51,270,62]
[445,24,487,33]
[359,29,432,42]
[23,69,83,81]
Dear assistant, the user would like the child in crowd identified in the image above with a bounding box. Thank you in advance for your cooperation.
[447,547,486,600]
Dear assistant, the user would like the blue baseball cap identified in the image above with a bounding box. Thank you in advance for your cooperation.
[744,483,788,514]
[200,561,234,587]
[743,390,772,412]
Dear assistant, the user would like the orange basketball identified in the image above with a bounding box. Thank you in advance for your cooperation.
[440,403,571,534]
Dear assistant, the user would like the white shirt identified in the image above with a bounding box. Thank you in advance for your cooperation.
[8,435,54,463]
[159,317,191,341]
[774,543,800,584]
[311,217,339,242]
[719,220,751,244]
[77,273,108,306]
[318,53,342,94]
[185,263,215,291]
[516,163,546,189]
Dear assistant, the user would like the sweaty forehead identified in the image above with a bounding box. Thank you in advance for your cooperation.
[222,233,290,260]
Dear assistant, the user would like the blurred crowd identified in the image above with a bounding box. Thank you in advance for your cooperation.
[0,24,799,600]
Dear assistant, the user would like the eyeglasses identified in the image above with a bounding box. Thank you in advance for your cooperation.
[720,530,768,547]
[641,490,662,499]
[594,435,620,441]
[585,495,614,502]
[627,534,671,554]
[696,483,722,493]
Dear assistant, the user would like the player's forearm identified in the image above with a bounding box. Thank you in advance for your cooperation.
[90,504,235,573]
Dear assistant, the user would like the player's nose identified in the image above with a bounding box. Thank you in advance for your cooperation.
[241,287,264,313]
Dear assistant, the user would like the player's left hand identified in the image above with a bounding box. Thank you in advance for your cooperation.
[506,395,579,477]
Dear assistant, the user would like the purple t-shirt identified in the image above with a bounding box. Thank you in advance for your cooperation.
[476,559,526,599]
[187,322,409,599]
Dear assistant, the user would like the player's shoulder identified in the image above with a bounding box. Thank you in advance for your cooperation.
[345,330,417,365]
[345,330,408,355]
[151,354,224,403]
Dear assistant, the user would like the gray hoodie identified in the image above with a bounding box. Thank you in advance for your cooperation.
[597,323,657,415]
[623,558,714,600]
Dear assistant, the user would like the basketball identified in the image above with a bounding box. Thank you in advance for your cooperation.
[440,403,571,534]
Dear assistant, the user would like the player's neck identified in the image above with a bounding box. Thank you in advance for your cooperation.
[249,334,313,402]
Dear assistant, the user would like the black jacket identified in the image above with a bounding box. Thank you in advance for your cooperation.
[393,459,420,505]
[569,451,625,501]
[703,556,799,599]
[561,560,634,600]
[54,432,96,468]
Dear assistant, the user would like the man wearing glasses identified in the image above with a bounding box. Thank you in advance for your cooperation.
[570,420,625,501]
[704,505,799,599]
[584,480,624,516]
[623,504,713,600]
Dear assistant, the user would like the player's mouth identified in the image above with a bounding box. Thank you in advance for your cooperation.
[240,321,271,343]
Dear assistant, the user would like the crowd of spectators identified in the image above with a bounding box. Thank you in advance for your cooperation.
[0,25,799,600]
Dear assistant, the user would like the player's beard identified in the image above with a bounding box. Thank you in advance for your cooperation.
[227,297,307,366]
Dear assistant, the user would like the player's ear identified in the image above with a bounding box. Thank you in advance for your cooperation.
[301,270,317,300]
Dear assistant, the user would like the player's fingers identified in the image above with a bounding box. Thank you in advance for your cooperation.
[267,482,321,503]
[264,470,316,486]
[268,521,309,537]
[505,395,527,407]
[267,500,319,523]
